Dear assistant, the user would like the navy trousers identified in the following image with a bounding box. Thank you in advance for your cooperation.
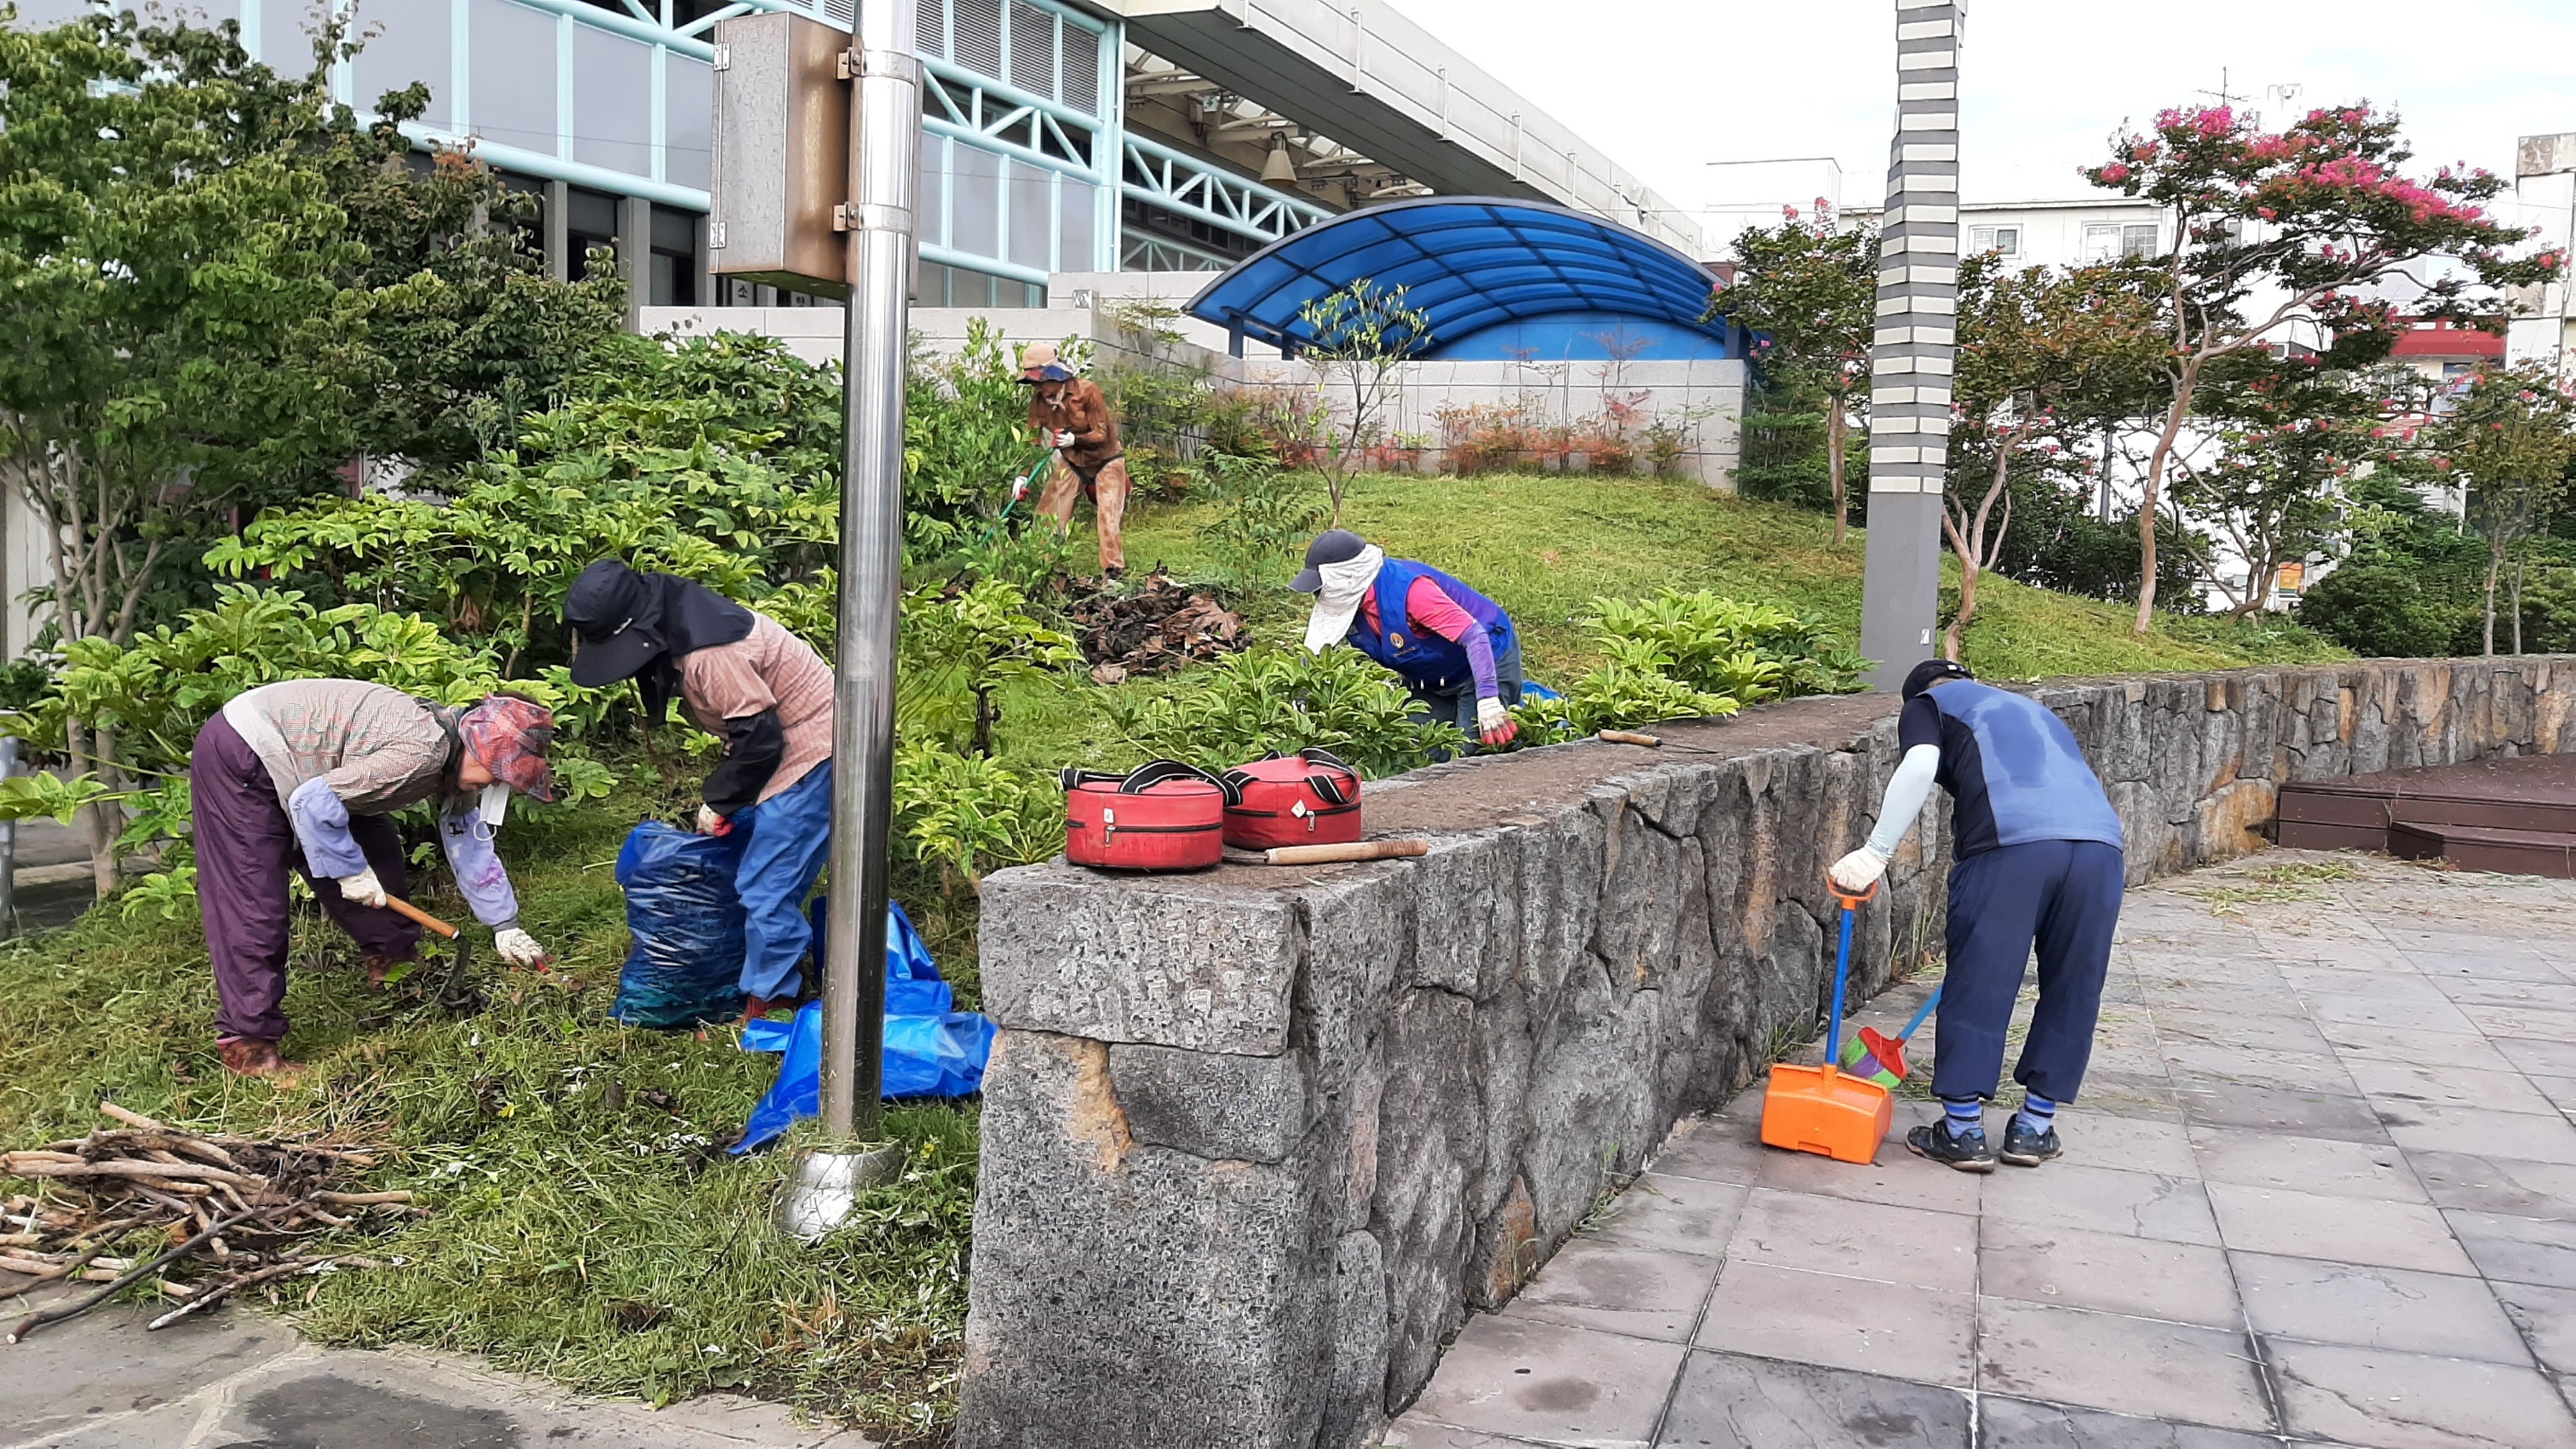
[1931,838,2125,1105]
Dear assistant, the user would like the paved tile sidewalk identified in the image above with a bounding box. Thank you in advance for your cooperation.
[1381,851,2576,1449]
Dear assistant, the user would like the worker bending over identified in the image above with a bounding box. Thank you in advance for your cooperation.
[193,682,560,1078]
[1020,342,1129,578]
[1830,659,2126,1171]
[1293,528,1522,751]
[563,560,832,1026]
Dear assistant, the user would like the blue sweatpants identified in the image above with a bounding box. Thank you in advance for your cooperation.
[733,758,834,1001]
[1931,838,2125,1106]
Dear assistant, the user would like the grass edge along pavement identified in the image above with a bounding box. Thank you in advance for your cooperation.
[0,471,2343,1442]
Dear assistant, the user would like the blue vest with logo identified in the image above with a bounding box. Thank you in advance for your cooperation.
[1344,560,1515,694]
[1926,681,2125,853]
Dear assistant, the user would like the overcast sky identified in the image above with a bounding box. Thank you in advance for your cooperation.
[1389,0,2576,244]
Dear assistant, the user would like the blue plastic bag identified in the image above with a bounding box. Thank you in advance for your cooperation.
[731,902,996,1154]
[609,822,748,1029]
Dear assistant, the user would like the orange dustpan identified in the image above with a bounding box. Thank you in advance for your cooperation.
[1760,882,1894,1164]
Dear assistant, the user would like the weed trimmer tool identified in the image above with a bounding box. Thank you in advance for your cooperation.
[1837,985,1942,1090]
[373,894,483,1015]
[1758,881,1895,1164]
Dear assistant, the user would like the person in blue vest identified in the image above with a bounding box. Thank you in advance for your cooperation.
[1291,529,1522,750]
[1830,658,2127,1172]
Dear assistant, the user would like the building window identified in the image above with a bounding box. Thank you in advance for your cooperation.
[666,53,716,192]
[351,0,452,126]
[572,23,654,179]
[2085,221,2160,260]
[470,0,560,159]
[1968,224,2020,258]
[566,187,620,279]
[917,260,1044,308]
[649,204,699,307]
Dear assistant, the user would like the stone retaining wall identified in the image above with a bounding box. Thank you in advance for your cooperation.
[957,658,2576,1448]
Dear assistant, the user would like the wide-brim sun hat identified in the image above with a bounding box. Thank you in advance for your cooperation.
[562,559,664,688]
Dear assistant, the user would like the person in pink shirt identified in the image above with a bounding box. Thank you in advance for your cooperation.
[1292,529,1522,750]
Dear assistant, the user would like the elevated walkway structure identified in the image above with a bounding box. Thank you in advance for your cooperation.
[1102,0,1699,256]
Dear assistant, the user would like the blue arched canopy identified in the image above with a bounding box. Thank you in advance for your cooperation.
[1185,198,1736,363]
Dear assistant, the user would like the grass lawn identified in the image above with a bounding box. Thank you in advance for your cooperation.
[0,468,2344,1442]
[0,784,978,1444]
[1113,470,2348,686]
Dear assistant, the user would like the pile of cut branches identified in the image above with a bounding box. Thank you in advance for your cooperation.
[1,1103,417,1343]
[1070,568,1246,684]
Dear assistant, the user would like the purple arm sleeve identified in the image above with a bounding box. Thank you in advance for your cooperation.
[436,807,522,931]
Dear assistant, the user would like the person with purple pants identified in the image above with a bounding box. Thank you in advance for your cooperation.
[192,681,561,1080]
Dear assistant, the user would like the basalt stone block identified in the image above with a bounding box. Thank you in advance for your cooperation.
[1408,832,1515,999]
[1593,796,1688,990]
[1317,1230,1390,1449]
[963,1030,1337,1449]
[979,864,1304,1055]
[1295,865,1416,1100]
[1368,991,1475,1412]
[1111,1042,1315,1164]
[1521,985,1664,1245]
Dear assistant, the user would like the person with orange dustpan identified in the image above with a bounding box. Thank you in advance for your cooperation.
[1830,659,2126,1172]
[1019,342,1130,579]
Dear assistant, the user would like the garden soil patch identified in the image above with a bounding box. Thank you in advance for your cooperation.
[1069,568,1246,684]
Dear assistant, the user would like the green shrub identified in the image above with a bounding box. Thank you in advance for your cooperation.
[1514,589,1863,741]
[892,741,1067,894]
[1105,646,1462,777]
[1196,450,1329,586]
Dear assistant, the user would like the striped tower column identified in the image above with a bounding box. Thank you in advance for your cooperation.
[1859,0,1964,690]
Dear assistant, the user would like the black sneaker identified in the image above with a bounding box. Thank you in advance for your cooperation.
[1906,1122,1996,1173]
[2000,1118,2063,1167]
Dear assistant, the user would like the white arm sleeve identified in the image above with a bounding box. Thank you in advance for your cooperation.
[1864,745,1941,859]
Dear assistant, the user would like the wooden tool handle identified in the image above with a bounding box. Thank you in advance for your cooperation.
[1597,729,1662,747]
[1264,839,1430,865]
[382,894,460,940]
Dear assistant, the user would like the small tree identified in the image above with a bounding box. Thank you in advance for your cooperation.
[2084,102,2555,633]
[1719,204,1877,543]
[2424,365,2576,656]
[1296,278,1431,524]
[2169,359,2402,619]
[1943,256,2166,661]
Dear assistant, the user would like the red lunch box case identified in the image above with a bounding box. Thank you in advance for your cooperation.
[1060,760,1234,871]
[1220,748,1362,850]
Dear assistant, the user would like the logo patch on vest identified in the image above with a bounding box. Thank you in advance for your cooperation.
[1389,632,1407,648]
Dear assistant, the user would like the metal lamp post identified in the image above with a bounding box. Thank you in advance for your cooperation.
[1858,0,1965,690]
[777,0,922,1240]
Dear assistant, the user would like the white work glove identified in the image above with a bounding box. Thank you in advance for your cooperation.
[696,804,734,837]
[493,927,547,968]
[1010,474,1031,501]
[1828,846,1889,895]
[1053,429,1076,448]
[338,867,388,909]
[1475,696,1520,749]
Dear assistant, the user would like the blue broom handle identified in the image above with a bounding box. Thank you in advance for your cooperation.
[1826,902,1854,1069]
[1895,982,1944,1043]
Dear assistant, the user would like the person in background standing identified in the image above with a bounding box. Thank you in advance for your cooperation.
[1019,341,1129,579]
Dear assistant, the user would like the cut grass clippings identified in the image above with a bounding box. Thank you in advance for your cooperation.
[0,797,976,1444]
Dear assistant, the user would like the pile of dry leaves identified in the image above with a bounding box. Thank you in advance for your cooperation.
[1069,567,1245,684]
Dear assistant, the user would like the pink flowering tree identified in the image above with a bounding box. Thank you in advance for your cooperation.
[2084,102,2559,633]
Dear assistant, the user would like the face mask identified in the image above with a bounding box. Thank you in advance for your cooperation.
[479,781,511,831]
